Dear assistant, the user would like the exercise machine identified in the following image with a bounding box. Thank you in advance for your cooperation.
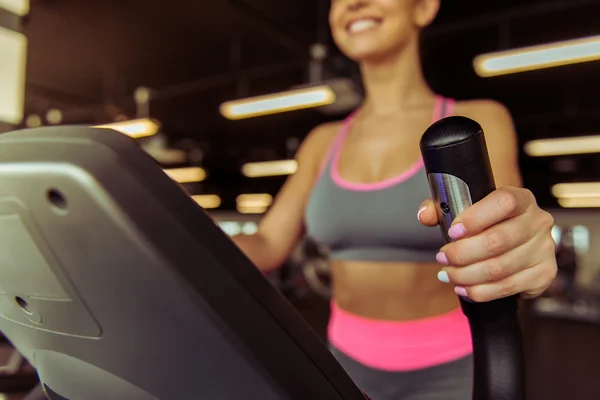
[0,126,365,399]
[0,118,525,399]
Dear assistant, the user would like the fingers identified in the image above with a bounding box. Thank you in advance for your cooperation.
[439,213,535,267]
[417,187,538,237]
[455,261,557,303]
[430,186,558,303]
[442,231,550,286]
[417,198,439,227]
[440,232,557,302]
[451,187,535,238]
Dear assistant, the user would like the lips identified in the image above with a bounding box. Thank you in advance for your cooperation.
[347,18,382,34]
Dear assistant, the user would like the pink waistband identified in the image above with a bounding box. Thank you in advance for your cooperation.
[328,301,473,371]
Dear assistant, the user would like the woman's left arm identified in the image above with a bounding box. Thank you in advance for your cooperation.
[418,100,558,302]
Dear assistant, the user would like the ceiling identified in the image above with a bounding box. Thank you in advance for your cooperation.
[19,0,600,209]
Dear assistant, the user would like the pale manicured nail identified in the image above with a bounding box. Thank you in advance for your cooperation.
[448,223,466,240]
[437,270,450,283]
[436,252,449,265]
[417,206,427,221]
[455,286,468,297]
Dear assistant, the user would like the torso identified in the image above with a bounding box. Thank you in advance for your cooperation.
[305,95,462,321]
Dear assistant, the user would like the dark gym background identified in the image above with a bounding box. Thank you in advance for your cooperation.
[2,0,600,399]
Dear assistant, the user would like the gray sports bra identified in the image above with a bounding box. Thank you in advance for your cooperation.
[304,96,454,262]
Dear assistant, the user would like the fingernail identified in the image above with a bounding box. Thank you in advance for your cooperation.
[417,206,427,221]
[436,252,449,265]
[455,286,468,297]
[448,223,466,240]
[437,270,450,283]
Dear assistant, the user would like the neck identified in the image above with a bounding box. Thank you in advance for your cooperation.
[359,38,434,116]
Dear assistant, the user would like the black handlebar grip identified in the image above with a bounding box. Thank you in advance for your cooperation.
[420,116,526,400]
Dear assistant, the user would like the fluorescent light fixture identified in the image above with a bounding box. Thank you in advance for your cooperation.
[551,225,561,244]
[0,26,27,125]
[191,194,221,209]
[237,205,268,214]
[163,167,206,183]
[241,160,298,178]
[220,85,336,120]
[524,135,600,157]
[236,193,272,214]
[557,196,600,208]
[552,182,600,198]
[474,34,600,77]
[218,221,258,236]
[94,118,160,138]
[0,0,30,16]
[236,193,273,207]
[552,182,600,208]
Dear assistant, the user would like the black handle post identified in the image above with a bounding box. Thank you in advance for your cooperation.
[420,116,526,400]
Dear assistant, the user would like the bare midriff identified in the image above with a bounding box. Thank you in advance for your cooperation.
[330,260,460,321]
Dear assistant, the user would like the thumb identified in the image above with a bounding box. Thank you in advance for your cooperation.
[417,199,439,227]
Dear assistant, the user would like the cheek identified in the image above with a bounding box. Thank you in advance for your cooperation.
[328,8,342,33]
[328,14,346,44]
[381,16,413,41]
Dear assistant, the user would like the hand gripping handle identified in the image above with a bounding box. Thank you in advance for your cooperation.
[420,116,526,400]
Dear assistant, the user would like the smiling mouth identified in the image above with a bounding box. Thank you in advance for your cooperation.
[347,18,382,34]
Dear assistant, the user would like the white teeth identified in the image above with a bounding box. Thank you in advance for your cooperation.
[348,19,378,34]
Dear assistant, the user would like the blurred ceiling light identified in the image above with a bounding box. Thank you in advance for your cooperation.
[191,194,221,209]
[0,0,30,16]
[94,118,160,138]
[25,114,41,128]
[236,193,273,208]
[474,34,600,77]
[524,135,600,157]
[220,85,336,120]
[163,167,206,183]
[237,205,268,214]
[241,160,298,178]
[0,26,26,126]
[46,108,63,125]
[552,182,600,199]
[557,197,600,209]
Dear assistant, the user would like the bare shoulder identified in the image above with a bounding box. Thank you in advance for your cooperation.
[301,120,343,152]
[454,99,522,186]
[453,99,514,129]
[455,98,512,120]
[296,120,343,165]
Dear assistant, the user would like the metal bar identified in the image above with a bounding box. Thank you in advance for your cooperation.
[229,38,249,98]
[229,0,306,52]
[425,0,600,38]
[26,82,99,106]
[0,7,23,33]
[316,0,329,44]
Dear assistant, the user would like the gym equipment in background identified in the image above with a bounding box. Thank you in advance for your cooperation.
[0,126,367,400]
[420,116,526,400]
[531,224,600,324]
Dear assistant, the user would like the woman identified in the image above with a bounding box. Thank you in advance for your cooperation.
[233,0,558,398]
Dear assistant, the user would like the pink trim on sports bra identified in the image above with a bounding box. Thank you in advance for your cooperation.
[331,95,449,192]
[316,121,352,180]
[328,301,473,371]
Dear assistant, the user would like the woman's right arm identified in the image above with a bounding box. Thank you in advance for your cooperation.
[232,123,338,272]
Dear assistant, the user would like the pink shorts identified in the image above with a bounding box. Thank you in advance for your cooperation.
[328,301,473,371]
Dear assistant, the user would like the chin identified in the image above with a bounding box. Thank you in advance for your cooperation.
[342,43,400,64]
[335,32,410,64]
